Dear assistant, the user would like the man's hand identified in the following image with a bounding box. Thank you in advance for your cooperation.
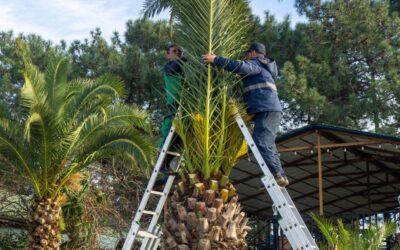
[202,53,216,63]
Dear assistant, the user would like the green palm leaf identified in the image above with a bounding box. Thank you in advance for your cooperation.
[0,53,154,199]
[337,219,351,250]
[361,221,397,250]
[312,213,397,250]
[167,0,251,179]
[311,213,339,247]
[142,0,172,19]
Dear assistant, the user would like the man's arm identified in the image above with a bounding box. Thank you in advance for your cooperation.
[203,53,261,76]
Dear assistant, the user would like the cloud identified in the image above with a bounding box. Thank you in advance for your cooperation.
[0,1,61,40]
[0,0,143,43]
[0,0,306,44]
[250,0,307,25]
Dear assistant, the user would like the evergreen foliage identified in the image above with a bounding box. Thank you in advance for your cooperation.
[2,2,400,134]
[284,0,400,132]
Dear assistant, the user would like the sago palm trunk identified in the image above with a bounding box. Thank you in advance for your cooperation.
[163,173,249,249]
[29,197,61,250]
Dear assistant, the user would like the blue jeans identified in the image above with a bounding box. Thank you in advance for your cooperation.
[252,111,285,176]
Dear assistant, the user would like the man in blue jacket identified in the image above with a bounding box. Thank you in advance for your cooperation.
[203,42,289,187]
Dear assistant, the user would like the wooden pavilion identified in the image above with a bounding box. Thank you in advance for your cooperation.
[233,124,400,249]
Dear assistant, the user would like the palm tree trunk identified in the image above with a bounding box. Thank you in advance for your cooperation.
[29,197,61,250]
[163,174,249,249]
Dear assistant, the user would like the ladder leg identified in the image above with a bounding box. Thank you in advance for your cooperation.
[140,174,177,250]
[235,113,318,250]
[142,225,162,250]
[123,126,177,250]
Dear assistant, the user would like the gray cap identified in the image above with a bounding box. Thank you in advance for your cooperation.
[246,42,266,55]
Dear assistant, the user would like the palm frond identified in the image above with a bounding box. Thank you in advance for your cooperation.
[0,52,155,199]
[63,74,126,121]
[337,219,351,249]
[310,213,338,247]
[169,0,251,179]
[0,118,41,194]
[21,63,46,109]
[54,127,154,195]
[141,0,171,19]
[44,57,70,109]
[312,214,397,250]
[361,221,397,250]
[24,111,52,191]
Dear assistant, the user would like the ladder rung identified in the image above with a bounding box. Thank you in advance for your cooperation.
[166,151,180,157]
[142,210,158,216]
[150,190,166,196]
[137,230,159,239]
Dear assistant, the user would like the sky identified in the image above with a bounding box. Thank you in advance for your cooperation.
[0,0,307,44]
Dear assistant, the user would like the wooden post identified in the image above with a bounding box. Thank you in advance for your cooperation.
[367,162,371,221]
[317,130,324,215]
[273,217,279,250]
[256,218,260,244]
[266,220,271,246]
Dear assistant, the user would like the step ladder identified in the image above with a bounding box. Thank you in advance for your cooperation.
[234,112,318,250]
[123,113,319,250]
[122,125,181,250]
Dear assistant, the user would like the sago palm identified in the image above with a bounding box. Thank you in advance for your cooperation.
[143,0,253,249]
[0,55,154,249]
[311,213,397,250]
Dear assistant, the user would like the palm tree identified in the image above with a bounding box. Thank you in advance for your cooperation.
[0,54,155,249]
[311,213,397,250]
[142,0,171,19]
[142,0,254,249]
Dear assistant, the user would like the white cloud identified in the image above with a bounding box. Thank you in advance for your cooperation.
[250,0,307,25]
[0,0,143,43]
[0,1,61,40]
[0,0,306,44]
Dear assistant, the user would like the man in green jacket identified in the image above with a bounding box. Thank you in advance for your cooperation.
[159,44,184,148]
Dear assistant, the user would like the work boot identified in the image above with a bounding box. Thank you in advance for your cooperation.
[275,173,289,187]
[169,156,180,171]
[159,156,180,175]
[159,166,178,175]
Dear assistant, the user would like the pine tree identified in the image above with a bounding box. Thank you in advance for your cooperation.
[282,0,400,133]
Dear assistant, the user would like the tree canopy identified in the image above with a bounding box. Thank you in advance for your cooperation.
[2,1,399,135]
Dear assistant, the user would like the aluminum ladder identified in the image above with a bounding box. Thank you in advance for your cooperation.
[122,125,180,250]
[235,112,319,250]
[123,113,318,250]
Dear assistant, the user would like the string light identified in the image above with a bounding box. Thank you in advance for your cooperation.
[395,144,398,149]
[344,148,347,152]
[294,151,297,155]
[326,149,330,153]
[361,146,365,150]
[310,150,314,154]
[378,144,382,148]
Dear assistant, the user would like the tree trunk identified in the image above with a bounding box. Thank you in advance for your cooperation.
[164,175,248,249]
[29,196,61,250]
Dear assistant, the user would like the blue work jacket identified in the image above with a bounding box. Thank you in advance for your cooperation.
[214,56,282,114]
